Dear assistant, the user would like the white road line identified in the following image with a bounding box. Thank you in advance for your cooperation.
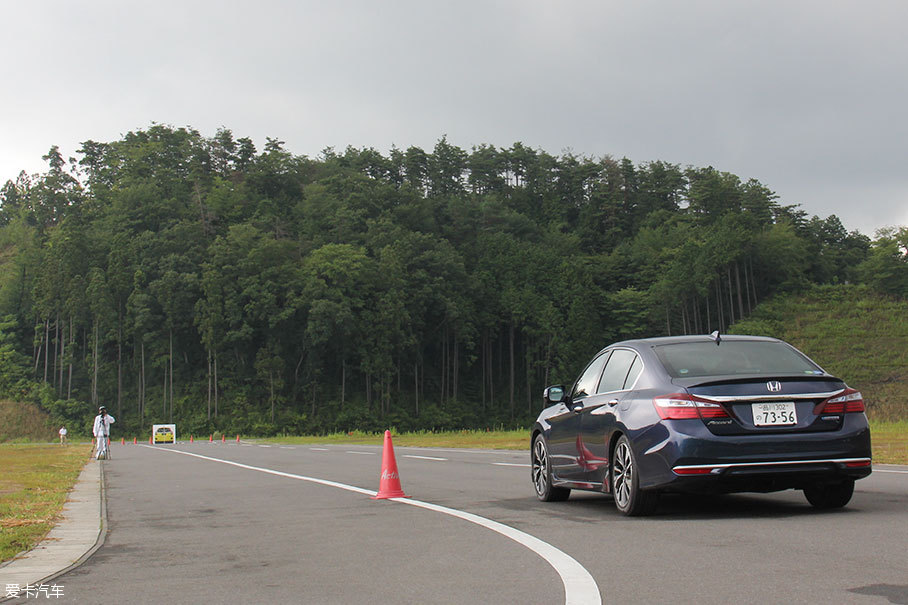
[279,446,295,450]
[141,446,601,605]
[875,469,908,474]
[402,455,447,461]
[258,445,271,448]
[493,462,530,467]
[309,447,329,451]
[346,451,375,455]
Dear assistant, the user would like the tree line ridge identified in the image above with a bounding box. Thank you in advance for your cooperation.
[0,125,905,435]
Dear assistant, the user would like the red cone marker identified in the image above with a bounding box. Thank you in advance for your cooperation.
[372,430,408,499]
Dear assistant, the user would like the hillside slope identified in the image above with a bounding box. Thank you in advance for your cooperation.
[730,284,907,421]
[0,400,57,443]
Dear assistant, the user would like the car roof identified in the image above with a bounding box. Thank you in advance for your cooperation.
[609,334,782,349]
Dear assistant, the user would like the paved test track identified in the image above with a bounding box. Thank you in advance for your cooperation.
[12,441,908,604]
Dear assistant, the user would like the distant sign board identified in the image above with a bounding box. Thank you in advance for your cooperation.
[152,424,177,444]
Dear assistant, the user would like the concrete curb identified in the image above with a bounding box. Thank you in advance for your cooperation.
[0,458,107,601]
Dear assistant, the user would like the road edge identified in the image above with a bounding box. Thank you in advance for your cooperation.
[0,458,108,602]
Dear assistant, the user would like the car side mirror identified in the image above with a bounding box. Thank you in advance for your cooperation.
[544,385,565,405]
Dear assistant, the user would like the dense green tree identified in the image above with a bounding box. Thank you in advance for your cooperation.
[858,227,908,297]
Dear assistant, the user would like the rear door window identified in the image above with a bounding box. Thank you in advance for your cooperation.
[623,354,643,389]
[597,349,637,393]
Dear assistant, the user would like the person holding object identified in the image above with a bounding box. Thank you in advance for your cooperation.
[59,426,67,445]
[92,406,115,459]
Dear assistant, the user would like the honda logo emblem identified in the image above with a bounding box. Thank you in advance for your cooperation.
[766,381,782,392]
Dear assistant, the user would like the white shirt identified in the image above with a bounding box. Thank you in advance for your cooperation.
[59,427,67,436]
[92,413,115,437]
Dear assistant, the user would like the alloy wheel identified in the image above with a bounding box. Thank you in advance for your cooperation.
[532,438,549,496]
[613,440,633,510]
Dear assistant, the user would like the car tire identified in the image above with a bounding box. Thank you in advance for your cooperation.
[611,436,658,516]
[532,435,570,502]
[803,479,855,509]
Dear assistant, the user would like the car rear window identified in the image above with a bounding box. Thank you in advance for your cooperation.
[653,341,823,378]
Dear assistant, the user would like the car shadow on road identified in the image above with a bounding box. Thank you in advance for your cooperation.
[498,491,865,522]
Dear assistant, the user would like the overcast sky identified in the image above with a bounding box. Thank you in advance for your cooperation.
[2,1,906,235]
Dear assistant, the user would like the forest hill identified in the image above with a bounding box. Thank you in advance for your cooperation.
[0,125,900,435]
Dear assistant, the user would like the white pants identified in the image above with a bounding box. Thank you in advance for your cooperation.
[96,436,110,459]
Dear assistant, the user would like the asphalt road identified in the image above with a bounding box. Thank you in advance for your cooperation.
[17,441,908,604]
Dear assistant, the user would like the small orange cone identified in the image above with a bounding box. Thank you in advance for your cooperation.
[371,430,408,499]
[221,434,226,443]
[236,434,240,443]
[190,434,194,443]
[209,434,213,443]
[121,437,125,445]
[133,437,136,444]
[148,436,152,444]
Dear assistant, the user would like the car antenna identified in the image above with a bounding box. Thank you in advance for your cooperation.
[709,330,721,345]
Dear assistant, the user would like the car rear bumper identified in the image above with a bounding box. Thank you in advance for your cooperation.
[636,415,872,493]
[665,457,871,493]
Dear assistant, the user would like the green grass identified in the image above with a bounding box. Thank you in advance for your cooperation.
[0,442,92,563]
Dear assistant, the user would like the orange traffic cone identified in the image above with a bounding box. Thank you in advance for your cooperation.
[133,437,136,444]
[121,437,125,445]
[190,434,194,443]
[221,434,226,443]
[236,434,240,443]
[371,430,408,499]
[209,434,213,443]
[149,436,152,444]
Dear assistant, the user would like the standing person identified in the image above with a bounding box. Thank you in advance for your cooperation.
[92,406,115,460]
[59,426,67,445]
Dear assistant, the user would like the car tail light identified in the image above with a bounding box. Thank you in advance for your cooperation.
[814,388,865,414]
[654,393,730,420]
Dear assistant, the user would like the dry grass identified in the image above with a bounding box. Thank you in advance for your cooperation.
[0,442,92,563]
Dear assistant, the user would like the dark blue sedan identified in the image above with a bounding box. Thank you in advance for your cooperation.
[531,334,872,515]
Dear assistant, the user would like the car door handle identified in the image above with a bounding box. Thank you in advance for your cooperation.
[608,399,619,407]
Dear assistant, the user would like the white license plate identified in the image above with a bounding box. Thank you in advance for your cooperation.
[752,402,797,426]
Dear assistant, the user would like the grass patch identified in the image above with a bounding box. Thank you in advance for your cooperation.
[263,428,531,450]
[0,442,92,563]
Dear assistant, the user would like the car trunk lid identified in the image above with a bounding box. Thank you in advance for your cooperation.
[672,374,848,435]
